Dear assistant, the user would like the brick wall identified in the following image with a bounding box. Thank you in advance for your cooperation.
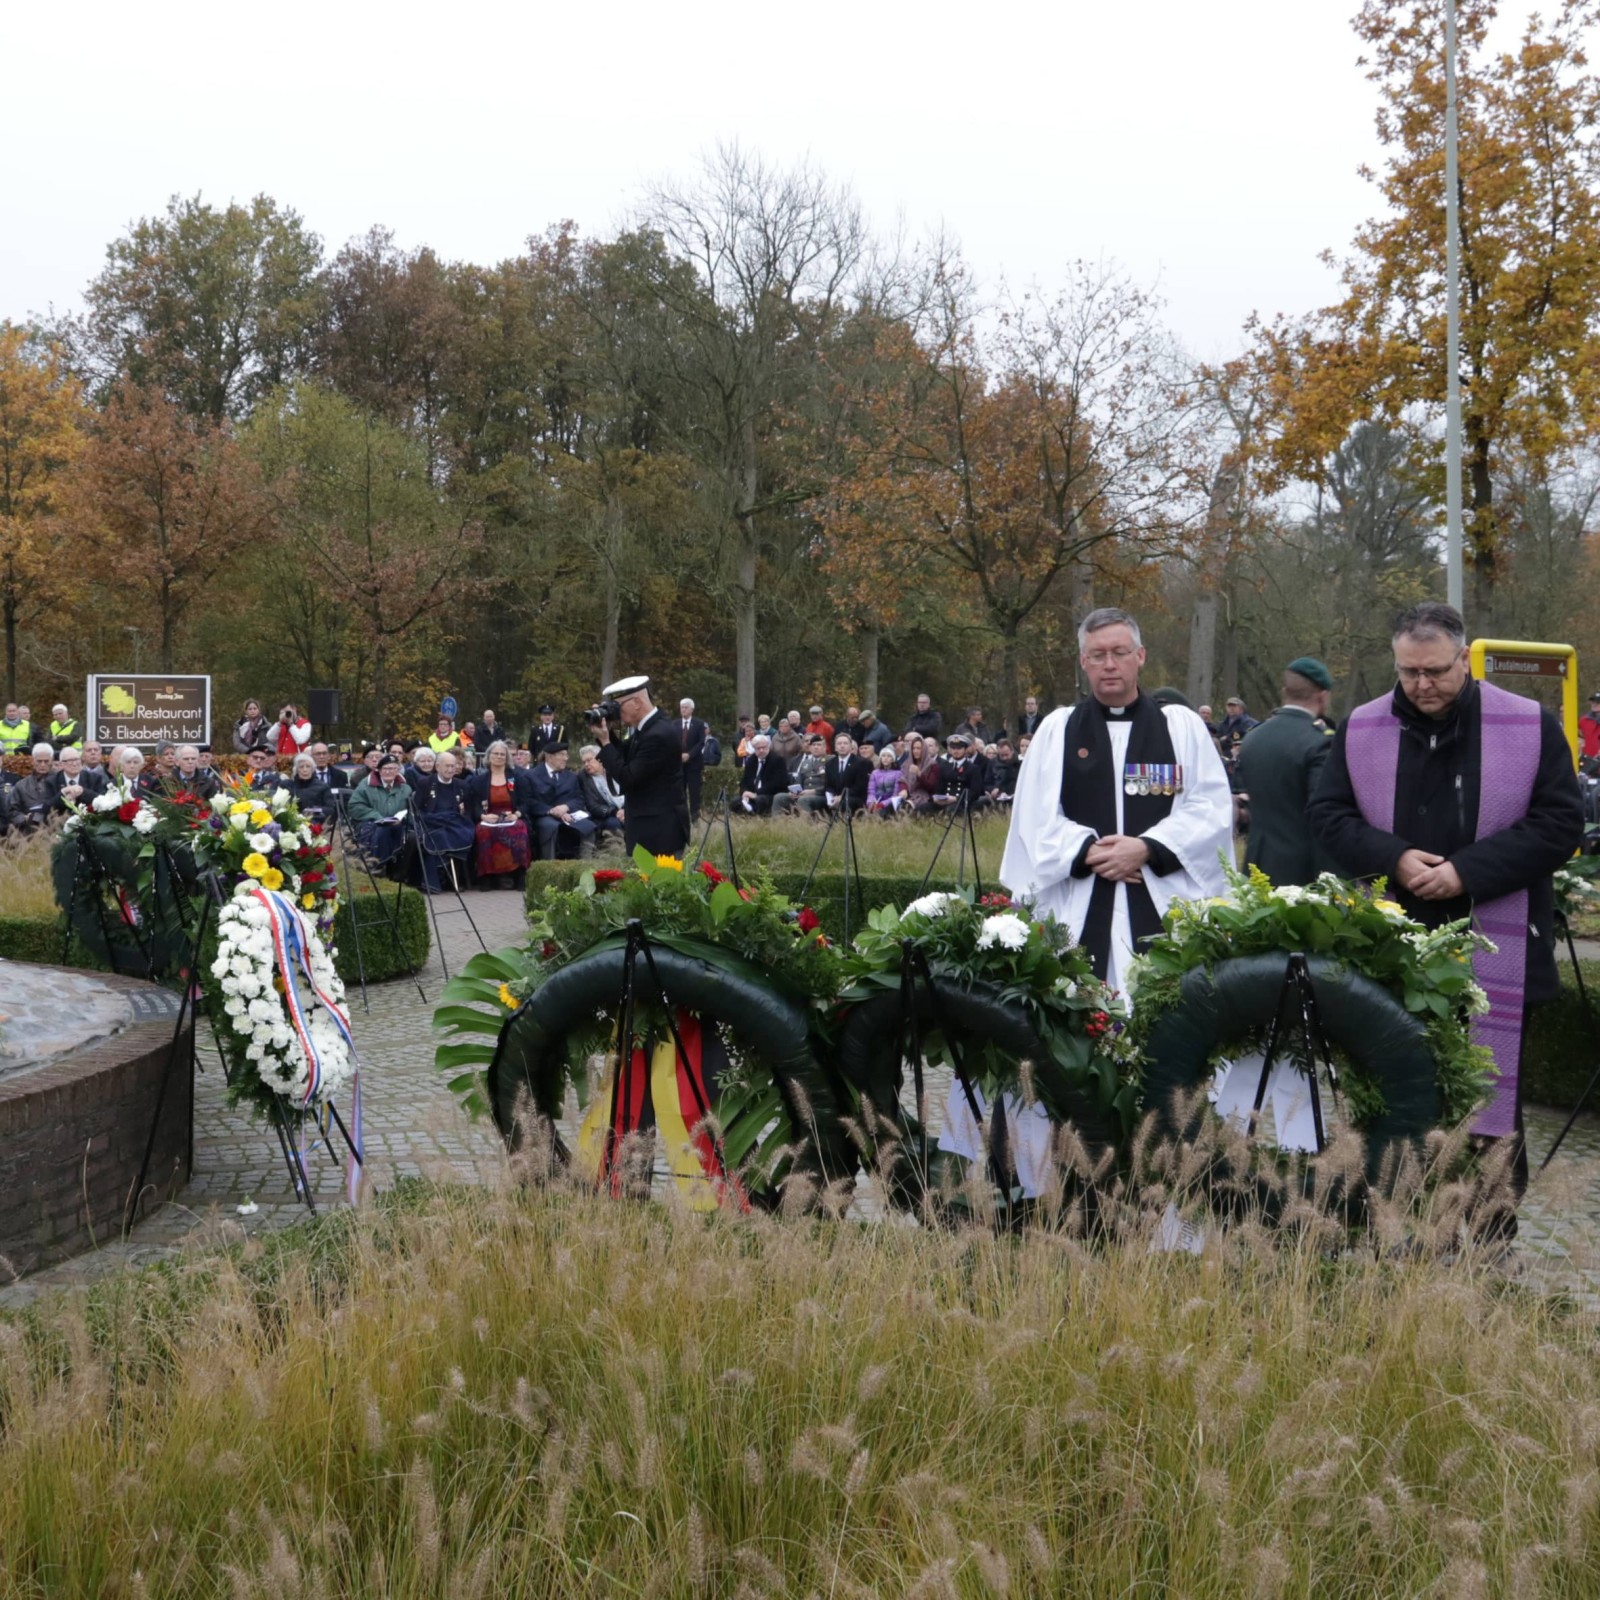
[0,971,193,1276]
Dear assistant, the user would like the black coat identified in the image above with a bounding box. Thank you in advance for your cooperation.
[903,709,943,739]
[673,715,708,770]
[597,710,689,855]
[1237,706,1337,888]
[1308,678,1583,1002]
[286,775,333,815]
[740,752,791,801]
[1014,710,1044,739]
[466,766,533,822]
[529,721,567,752]
[824,753,872,811]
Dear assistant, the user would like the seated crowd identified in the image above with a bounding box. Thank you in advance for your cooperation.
[2,687,1035,892]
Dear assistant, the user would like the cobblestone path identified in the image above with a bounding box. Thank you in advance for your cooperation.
[4,890,1600,1307]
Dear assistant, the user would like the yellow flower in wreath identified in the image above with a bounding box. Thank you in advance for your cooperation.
[302,892,317,910]
[260,868,285,891]
[498,982,519,1010]
[229,800,254,817]
[654,854,684,871]
[1374,900,1405,916]
[250,809,272,828]
[242,853,270,878]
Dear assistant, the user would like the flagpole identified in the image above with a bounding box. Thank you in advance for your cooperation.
[1444,0,1465,614]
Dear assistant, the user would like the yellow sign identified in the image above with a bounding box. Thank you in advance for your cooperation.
[1469,639,1579,768]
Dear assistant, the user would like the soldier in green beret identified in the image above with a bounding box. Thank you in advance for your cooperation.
[1235,657,1338,887]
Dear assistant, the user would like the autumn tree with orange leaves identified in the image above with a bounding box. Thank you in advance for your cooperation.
[820,254,1204,721]
[0,324,87,700]
[69,382,273,672]
[1261,0,1600,619]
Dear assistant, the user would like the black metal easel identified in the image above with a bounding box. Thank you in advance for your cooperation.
[335,801,427,1010]
[122,867,225,1232]
[1539,911,1600,1171]
[600,918,729,1198]
[690,792,743,891]
[1243,953,1340,1155]
[894,937,1013,1223]
[61,831,156,978]
[917,792,985,898]
[799,801,867,946]
[411,807,488,981]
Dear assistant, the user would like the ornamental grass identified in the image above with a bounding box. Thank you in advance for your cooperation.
[0,828,58,922]
[1,1149,1598,1596]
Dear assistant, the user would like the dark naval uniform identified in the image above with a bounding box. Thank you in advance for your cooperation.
[598,706,691,857]
[1236,705,1336,887]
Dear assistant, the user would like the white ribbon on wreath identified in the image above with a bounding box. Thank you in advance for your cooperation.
[212,886,356,1105]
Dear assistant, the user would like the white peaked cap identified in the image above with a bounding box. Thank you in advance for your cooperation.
[602,675,651,698]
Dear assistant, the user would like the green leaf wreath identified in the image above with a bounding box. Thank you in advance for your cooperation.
[1125,864,1494,1129]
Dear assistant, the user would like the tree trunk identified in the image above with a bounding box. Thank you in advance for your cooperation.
[734,428,760,718]
[4,592,16,704]
[600,494,625,688]
[370,632,388,744]
[1186,592,1217,709]
[1219,586,1240,704]
[862,627,880,714]
[997,622,1022,741]
[160,610,175,673]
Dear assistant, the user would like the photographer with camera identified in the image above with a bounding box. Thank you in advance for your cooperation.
[590,675,690,857]
[274,703,312,757]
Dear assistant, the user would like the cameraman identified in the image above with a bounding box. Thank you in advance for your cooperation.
[591,675,690,857]
[274,703,312,757]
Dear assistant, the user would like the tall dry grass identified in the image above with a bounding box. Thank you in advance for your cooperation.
[1,1164,1597,1597]
[0,826,61,923]
[691,811,1011,881]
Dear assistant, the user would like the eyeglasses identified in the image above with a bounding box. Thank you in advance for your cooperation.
[1395,658,1464,684]
[1082,647,1138,666]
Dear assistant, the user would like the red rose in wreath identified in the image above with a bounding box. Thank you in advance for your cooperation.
[697,861,726,885]
[117,800,141,823]
[796,906,821,934]
[592,869,626,892]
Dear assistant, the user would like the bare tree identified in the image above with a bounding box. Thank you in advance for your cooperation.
[640,146,865,715]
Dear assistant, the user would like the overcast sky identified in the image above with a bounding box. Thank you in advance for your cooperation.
[0,1,1551,362]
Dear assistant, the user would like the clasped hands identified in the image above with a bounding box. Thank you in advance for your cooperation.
[1085,834,1150,883]
[1396,848,1464,901]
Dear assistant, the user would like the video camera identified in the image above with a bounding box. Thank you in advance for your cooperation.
[585,698,622,726]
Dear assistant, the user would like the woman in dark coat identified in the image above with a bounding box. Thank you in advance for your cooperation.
[466,740,533,889]
[285,753,333,818]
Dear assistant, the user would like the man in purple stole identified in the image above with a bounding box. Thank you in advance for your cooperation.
[1309,603,1582,1230]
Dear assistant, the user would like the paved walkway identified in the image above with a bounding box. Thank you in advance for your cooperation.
[4,890,1600,1307]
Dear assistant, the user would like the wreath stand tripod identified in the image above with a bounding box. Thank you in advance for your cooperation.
[799,802,867,945]
[600,918,733,1201]
[918,792,985,898]
[1539,910,1600,1171]
[895,937,1014,1225]
[1240,952,1341,1155]
[61,831,156,978]
[690,792,742,889]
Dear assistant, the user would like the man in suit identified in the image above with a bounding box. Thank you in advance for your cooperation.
[593,676,691,857]
[676,697,708,816]
[527,743,597,859]
[739,735,791,814]
[824,732,872,814]
[530,704,566,751]
[1236,657,1338,887]
[311,742,350,792]
[1014,695,1044,740]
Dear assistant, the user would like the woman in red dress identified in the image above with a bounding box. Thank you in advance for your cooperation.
[468,741,533,890]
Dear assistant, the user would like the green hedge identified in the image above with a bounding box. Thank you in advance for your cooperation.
[523,862,971,945]
[1523,960,1600,1112]
[0,887,430,987]
[330,886,431,983]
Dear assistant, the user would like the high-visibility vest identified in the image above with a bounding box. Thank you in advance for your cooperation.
[0,719,29,753]
[50,718,78,746]
[427,731,459,754]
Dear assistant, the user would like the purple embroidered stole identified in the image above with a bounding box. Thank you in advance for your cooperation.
[1344,681,1540,1137]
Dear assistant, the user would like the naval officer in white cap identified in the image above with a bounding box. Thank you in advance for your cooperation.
[592,675,691,857]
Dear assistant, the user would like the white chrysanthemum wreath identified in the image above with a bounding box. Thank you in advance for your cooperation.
[212,889,355,1105]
